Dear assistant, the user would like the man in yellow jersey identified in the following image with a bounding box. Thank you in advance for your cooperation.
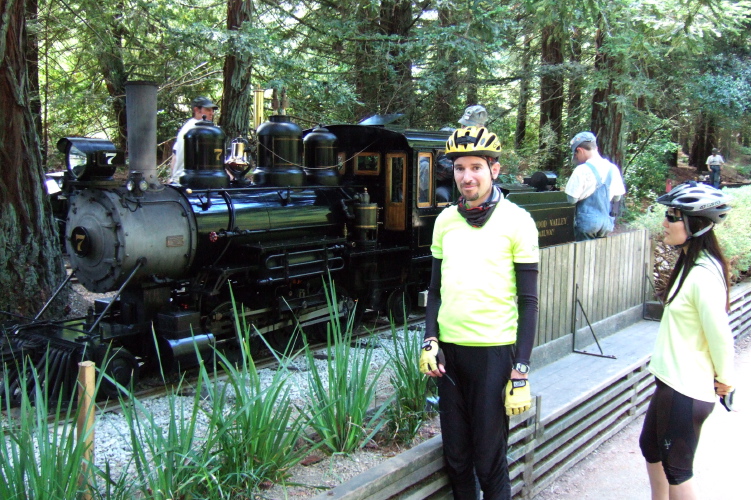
[419,126,539,500]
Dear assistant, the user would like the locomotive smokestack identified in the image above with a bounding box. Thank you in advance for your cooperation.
[125,81,158,188]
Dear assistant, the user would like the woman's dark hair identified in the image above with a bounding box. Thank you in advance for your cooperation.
[663,213,730,310]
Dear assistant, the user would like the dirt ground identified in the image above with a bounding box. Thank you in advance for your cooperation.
[533,335,751,500]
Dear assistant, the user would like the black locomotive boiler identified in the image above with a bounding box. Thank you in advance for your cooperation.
[2,82,573,403]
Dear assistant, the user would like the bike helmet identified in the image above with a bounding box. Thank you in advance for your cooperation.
[445,126,502,159]
[656,181,732,224]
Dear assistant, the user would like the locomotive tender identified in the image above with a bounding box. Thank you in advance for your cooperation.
[2,82,573,402]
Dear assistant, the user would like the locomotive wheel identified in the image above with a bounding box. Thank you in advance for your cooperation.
[333,286,363,333]
[95,346,139,399]
[387,288,412,326]
[262,327,304,356]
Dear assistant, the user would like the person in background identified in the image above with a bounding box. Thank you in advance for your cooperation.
[639,181,735,500]
[170,96,219,184]
[565,131,626,241]
[419,126,539,500]
[458,105,488,128]
[705,148,725,189]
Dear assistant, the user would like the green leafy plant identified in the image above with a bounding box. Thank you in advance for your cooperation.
[384,325,437,444]
[301,282,392,454]
[0,356,105,499]
[120,373,221,500]
[199,292,315,493]
[623,132,678,203]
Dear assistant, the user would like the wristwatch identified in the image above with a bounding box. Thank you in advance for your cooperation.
[513,362,529,374]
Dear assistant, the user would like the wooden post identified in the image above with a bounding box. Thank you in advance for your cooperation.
[77,361,96,500]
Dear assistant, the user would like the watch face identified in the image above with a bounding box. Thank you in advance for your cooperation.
[514,363,529,374]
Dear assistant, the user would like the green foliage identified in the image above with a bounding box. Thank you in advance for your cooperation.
[301,282,392,454]
[200,301,314,492]
[0,359,105,499]
[629,185,751,280]
[120,375,221,499]
[623,133,678,202]
[384,325,436,444]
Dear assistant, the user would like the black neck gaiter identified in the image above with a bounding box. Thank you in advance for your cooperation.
[456,185,502,228]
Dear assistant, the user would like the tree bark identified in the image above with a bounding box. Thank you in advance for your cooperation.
[219,0,253,138]
[432,4,461,127]
[515,38,531,150]
[689,113,715,170]
[539,25,564,172]
[0,0,66,317]
[566,27,582,134]
[98,6,128,150]
[590,28,623,168]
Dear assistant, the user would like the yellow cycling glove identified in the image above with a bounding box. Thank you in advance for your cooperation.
[505,378,531,416]
[419,340,440,374]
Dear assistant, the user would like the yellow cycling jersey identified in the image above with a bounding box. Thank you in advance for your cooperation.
[431,199,539,345]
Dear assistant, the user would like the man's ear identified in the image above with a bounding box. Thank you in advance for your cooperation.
[491,161,501,179]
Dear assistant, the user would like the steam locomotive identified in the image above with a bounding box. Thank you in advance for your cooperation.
[1,82,573,403]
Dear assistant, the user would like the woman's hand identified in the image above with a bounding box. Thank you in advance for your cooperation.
[714,380,733,397]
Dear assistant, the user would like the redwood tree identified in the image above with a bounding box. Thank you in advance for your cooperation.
[0,0,65,318]
[219,0,254,138]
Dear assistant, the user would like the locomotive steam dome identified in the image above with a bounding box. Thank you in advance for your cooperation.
[303,125,339,186]
[182,120,229,189]
[253,115,305,186]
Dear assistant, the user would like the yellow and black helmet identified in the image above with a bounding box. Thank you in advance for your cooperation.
[445,126,502,159]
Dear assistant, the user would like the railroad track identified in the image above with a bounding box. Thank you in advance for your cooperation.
[95,310,427,413]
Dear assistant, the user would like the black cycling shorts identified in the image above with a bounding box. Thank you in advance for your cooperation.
[639,378,714,485]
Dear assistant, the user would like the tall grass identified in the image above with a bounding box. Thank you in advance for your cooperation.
[0,357,102,499]
[384,325,436,444]
[119,371,221,499]
[199,293,315,494]
[301,282,392,454]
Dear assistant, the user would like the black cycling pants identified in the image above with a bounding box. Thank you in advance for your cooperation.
[639,378,714,485]
[438,343,513,500]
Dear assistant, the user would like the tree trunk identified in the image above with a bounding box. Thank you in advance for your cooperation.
[566,27,582,135]
[432,5,461,127]
[379,0,413,119]
[25,0,44,167]
[539,25,564,172]
[0,0,66,317]
[590,28,624,168]
[98,7,128,150]
[689,113,715,170]
[515,38,531,150]
[219,0,253,138]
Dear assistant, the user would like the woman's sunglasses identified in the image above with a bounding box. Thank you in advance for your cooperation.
[665,211,683,223]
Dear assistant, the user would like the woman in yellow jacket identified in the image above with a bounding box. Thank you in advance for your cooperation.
[640,182,735,499]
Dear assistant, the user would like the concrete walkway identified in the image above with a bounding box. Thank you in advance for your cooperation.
[533,335,751,500]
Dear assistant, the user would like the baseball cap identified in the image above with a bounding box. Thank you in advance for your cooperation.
[458,105,488,127]
[570,131,596,153]
[191,96,219,110]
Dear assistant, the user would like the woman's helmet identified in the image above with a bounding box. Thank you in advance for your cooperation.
[445,127,502,159]
[656,181,732,224]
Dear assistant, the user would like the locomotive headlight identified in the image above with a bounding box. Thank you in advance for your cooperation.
[56,137,124,181]
[138,179,149,192]
[126,179,135,192]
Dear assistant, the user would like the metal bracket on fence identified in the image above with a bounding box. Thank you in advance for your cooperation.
[642,263,664,322]
[573,284,616,359]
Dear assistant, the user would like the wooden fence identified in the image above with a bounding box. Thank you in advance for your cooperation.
[536,229,650,348]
